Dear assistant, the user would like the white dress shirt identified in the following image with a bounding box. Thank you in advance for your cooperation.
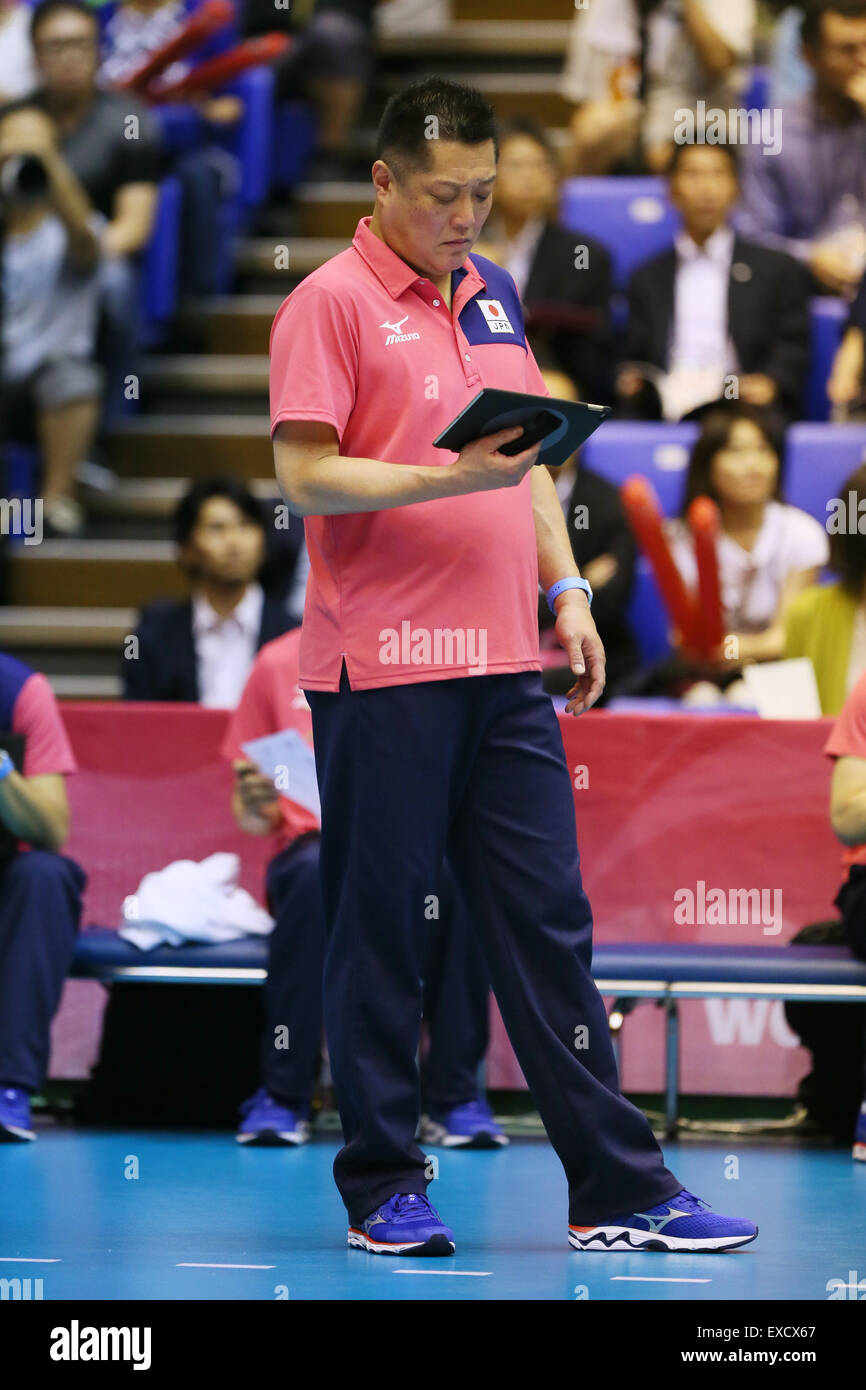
[659,225,739,419]
[192,582,264,709]
[500,216,546,300]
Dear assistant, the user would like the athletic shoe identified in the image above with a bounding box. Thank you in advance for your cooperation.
[0,1087,35,1142]
[419,1098,509,1148]
[854,1103,866,1162]
[348,1193,455,1256]
[236,1088,311,1146]
[568,1188,758,1252]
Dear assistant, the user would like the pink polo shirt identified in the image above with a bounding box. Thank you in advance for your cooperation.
[269,215,548,691]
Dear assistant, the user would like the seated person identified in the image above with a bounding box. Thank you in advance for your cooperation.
[535,363,639,697]
[561,0,756,174]
[735,0,866,296]
[99,0,242,299]
[0,0,38,102]
[472,116,613,403]
[0,651,84,1142]
[0,103,104,538]
[3,0,162,421]
[825,667,866,1160]
[222,624,507,1148]
[827,268,866,417]
[122,477,294,705]
[785,461,866,712]
[667,405,829,664]
[618,141,811,425]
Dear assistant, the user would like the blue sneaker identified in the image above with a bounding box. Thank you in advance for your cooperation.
[236,1088,311,1146]
[419,1098,509,1149]
[0,1087,35,1142]
[568,1188,758,1253]
[854,1103,866,1162]
[348,1194,455,1256]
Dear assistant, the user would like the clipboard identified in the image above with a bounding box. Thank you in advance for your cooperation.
[433,388,611,469]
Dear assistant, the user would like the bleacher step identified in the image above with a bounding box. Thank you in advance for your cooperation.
[107,415,272,478]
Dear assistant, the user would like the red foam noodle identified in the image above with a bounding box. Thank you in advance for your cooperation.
[688,496,725,659]
[621,474,702,655]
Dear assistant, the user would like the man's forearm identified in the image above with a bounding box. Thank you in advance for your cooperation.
[278,450,470,517]
[0,772,68,850]
[531,465,582,597]
[42,150,100,268]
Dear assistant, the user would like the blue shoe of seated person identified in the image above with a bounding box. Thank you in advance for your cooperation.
[236,1088,311,1146]
[854,1103,866,1162]
[0,1087,35,1142]
[568,1188,758,1252]
[419,1097,509,1148]
[348,1194,455,1256]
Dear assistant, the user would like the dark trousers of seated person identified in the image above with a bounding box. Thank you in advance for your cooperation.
[836,864,866,1102]
[0,851,85,1092]
[260,834,491,1113]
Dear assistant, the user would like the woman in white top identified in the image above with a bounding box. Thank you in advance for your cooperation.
[667,405,829,663]
[0,0,38,103]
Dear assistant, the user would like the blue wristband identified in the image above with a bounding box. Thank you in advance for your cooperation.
[546,577,593,616]
[0,750,13,782]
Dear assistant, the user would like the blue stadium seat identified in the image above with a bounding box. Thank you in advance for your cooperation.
[215,63,276,213]
[626,557,673,664]
[559,178,680,289]
[140,175,182,342]
[740,64,770,111]
[581,421,698,516]
[784,423,866,523]
[805,297,849,422]
[272,100,318,191]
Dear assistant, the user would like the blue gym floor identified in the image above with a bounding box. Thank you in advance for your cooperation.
[1,1131,864,1300]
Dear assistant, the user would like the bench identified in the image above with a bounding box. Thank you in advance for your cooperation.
[70,932,866,1136]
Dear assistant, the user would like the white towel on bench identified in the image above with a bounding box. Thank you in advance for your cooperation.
[118,852,274,951]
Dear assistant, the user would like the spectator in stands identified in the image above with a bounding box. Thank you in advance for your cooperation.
[472,116,613,403]
[0,651,84,1143]
[274,0,377,181]
[223,624,508,1148]
[98,0,242,299]
[122,477,294,705]
[736,0,866,295]
[561,0,756,175]
[2,0,162,420]
[825,667,866,1159]
[536,362,640,697]
[785,461,866,711]
[618,142,811,425]
[0,104,104,537]
[668,404,829,663]
[0,0,38,102]
[827,267,866,414]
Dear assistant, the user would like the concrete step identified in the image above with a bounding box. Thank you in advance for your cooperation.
[1,605,136,648]
[142,354,269,396]
[107,415,273,478]
[85,476,281,521]
[453,0,573,20]
[7,539,184,608]
[377,19,573,59]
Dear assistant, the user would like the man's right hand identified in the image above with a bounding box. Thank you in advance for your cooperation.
[451,426,542,494]
[808,242,862,294]
[232,758,281,833]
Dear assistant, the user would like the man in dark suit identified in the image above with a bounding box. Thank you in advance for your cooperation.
[122,477,294,705]
[618,140,811,424]
[473,115,613,402]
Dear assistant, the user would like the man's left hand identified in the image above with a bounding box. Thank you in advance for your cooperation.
[555,592,606,715]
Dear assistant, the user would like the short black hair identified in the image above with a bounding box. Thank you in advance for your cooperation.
[30,0,97,43]
[829,462,866,594]
[668,136,739,178]
[174,477,266,549]
[375,77,498,182]
[801,0,866,49]
[681,404,783,516]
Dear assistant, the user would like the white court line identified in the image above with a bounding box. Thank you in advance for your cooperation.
[392,1269,491,1276]
[0,1257,61,1263]
[177,1263,275,1269]
[611,1276,711,1284]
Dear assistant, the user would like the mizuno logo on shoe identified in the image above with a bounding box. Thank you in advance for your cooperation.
[632,1206,692,1233]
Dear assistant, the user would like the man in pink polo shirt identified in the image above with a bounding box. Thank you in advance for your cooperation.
[269,76,757,1256]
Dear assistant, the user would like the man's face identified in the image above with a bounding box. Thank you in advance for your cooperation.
[807,11,866,93]
[373,138,497,279]
[668,146,739,236]
[181,497,265,587]
[33,8,99,98]
[494,133,558,222]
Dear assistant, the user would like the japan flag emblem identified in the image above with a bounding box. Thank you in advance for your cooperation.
[478,299,515,334]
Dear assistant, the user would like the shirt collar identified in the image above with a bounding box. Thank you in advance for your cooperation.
[675,224,735,266]
[351,215,486,300]
[192,582,263,639]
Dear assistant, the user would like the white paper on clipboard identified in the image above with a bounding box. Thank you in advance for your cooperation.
[241,728,321,818]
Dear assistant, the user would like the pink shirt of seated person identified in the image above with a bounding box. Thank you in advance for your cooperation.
[221,628,319,855]
[269,214,550,693]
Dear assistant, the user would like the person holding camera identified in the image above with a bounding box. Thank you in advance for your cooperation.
[0,103,103,536]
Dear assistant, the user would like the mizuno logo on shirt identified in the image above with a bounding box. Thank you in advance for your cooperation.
[380,313,421,346]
